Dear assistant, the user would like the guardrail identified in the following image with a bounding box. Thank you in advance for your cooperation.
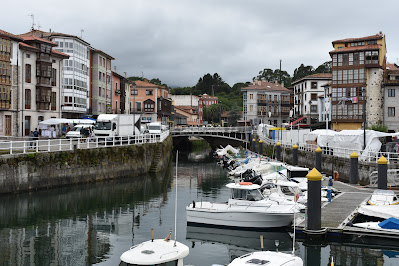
[0,131,170,156]
[171,126,249,134]
[257,134,399,164]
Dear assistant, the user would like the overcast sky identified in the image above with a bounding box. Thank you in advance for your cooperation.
[4,0,399,87]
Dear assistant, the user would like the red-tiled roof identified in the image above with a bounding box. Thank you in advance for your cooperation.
[330,44,381,54]
[19,42,39,51]
[291,73,332,85]
[0,29,23,41]
[174,105,197,114]
[134,80,161,88]
[52,49,70,58]
[386,63,399,71]
[93,49,115,60]
[332,33,384,44]
[242,81,290,92]
[19,35,57,46]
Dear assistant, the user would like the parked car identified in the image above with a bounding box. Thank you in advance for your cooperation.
[66,124,94,139]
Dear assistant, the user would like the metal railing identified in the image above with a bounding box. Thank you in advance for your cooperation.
[0,131,170,156]
[257,134,399,164]
[171,126,249,135]
[369,169,399,187]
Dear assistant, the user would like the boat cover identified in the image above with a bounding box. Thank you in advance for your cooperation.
[378,217,399,230]
[358,205,399,219]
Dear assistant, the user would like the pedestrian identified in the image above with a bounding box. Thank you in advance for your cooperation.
[29,131,34,148]
[33,128,39,148]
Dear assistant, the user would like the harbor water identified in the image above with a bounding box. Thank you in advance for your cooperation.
[0,148,399,265]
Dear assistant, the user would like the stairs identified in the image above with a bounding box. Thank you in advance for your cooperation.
[149,146,163,173]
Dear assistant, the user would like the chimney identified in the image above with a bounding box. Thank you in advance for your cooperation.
[257,80,261,86]
[114,66,117,72]
[124,72,127,78]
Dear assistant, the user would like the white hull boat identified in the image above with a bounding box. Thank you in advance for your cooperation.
[228,251,303,266]
[187,183,300,229]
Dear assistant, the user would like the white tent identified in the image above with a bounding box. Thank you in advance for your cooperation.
[39,118,95,125]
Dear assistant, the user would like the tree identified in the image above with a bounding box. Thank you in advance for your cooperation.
[150,78,162,85]
[292,64,314,81]
[228,106,241,126]
[203,104,221,124]
[255,68,292,86]
[314,61,332,74]
[194,73,231,96]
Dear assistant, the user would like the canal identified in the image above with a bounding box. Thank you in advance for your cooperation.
[0,148,399,265]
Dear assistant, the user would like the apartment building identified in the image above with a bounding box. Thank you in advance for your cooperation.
[198,94,218,125]
[384,63,399,131]
[292,73,332,124]
[170,95,200,125]
[330,32,387,130]
[90,49,114,115]
[242,80,291,126]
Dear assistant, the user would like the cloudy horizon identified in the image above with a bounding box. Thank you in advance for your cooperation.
[4,0,399,87]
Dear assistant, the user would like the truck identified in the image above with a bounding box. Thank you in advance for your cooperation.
[147,122,162,134]
[94,114,141,141]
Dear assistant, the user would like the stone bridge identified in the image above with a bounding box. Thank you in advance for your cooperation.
[170,127,251,149]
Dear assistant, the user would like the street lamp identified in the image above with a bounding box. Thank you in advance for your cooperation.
[289,109,293,143]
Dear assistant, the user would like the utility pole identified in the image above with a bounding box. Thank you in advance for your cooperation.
[279,59,282,84]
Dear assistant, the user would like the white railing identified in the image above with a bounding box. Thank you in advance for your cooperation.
[257,134,399,164]
[369,169,399,187]
[0,131,170,156]
[171,126,248,134]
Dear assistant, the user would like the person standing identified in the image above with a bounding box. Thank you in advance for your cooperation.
[33,128,39,148]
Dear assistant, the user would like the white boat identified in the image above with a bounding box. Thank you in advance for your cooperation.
[186,182,301,229]
[367,189,399,205]
[120,239,189,266]
[352,217,399,233]
[228,251,303,266]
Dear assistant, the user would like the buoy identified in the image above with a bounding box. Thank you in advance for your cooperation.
[333,170,339,181]
[239,182,253,185]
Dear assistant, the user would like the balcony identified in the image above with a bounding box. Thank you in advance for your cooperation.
[115,89,121,95]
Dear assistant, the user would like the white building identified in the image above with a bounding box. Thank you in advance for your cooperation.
[169,95,199,107]
[384,63,399,132]
[292,73,332,124]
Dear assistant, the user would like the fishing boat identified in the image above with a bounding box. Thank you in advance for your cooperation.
[186,182,301,229]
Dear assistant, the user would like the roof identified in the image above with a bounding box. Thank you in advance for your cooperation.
[291,73,332,85]
[19,30,91,46]
[93,49,115,60]
[52,49,70,58]
[386,63,399,71]
[0,29,24,41]
[332,33,384,45]
[241,80,291,92]
[19,42,39,51]
[134,80,163,89]
[200,93,218,100]
[330,44,381,54]
[175,105,197,115]
[19,35,57,46]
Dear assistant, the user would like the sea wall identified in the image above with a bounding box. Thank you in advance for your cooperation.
[0,136,173,194]
[259,143,377,185]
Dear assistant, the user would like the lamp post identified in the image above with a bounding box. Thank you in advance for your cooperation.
[290,109,293,143]
[268,111,272,140]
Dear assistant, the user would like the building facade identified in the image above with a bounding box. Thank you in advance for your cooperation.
[384,63,399,131]
[90,49,114,116]
[198,94,218,125]
[330,32,387,130]
[292,73,332,124]
[242,80,291,126]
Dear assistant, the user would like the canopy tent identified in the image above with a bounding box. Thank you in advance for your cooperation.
[39,118,96,125]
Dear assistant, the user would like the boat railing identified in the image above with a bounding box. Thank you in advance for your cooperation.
[369,169,399,187]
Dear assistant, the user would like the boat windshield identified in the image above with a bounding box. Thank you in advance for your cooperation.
[95,122,111,130]
[232,189,263,201]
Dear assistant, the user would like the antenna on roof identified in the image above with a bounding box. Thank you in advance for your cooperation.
[28,14,35,30]
[37,21,41,30]
[80,29,84,39]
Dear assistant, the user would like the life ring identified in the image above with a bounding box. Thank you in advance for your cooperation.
[239,182,253,185]
[333,170,339,181]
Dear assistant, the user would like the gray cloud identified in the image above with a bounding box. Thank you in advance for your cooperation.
[4,0,399,87]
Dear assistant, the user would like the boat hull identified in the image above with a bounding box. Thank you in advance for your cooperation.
[186,204,294,228]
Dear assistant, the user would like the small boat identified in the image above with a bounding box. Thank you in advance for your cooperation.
[120,238,189,266]
[227,251,303,266]
[352,217,399,233]
[367,189,399,205]
[186,182,301,229]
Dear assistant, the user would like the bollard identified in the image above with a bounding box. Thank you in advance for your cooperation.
[292,144,298,166]
[259,139,263,155]
[315,147,322,172]
[252,138,256,151]
[327,176,333,202]
[276,142,281,161]
[377,156,388,190]
[350,151,359,184]
[306,168,322,231]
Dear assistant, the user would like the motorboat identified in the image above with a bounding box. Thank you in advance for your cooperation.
[186,182,301,229]
[119,238,189,266]
[228,251,303,266]
[352,217,399,233]
[367,189,399,205]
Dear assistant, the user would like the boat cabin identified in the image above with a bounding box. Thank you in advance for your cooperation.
[226,183,264,201]
[368,189,399,205]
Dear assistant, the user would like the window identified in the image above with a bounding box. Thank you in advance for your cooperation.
[131,89,138,96]
[311,93,317,100]
[144,103,154,112]
[343,54,349,66]
[310,105,317,112]
[146,90,153,95]
[51,68,56,86]
[249,94,253,100]
[25,89,31,109]
[25,64,31,83]
[250,105,253,112]
[388,89,395,97]
[311,82,317,89]
[388,107,395,117]
[136,102,142,112]
[51,92,56,110]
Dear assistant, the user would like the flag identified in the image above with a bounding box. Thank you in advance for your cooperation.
[164,233,171,242]
[294,188,300,203]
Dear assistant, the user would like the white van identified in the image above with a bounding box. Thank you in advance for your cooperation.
[66,124,94,139]
[148,122,162,134]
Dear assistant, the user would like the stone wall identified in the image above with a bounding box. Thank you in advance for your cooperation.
[0,136,173,194]
[259,142,377,185]
[367,68,384,126]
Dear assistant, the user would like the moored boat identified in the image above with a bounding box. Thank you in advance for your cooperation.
[227,251,303,266]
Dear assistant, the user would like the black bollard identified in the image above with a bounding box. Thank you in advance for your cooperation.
[252,138,256,151]
[304,243,321,266]
[350,151,359,184]
[276,142,281,161]
[315,147,322,172]
[259,139,263,155]
[292,144,298,166]
[307,168,322,231]
[377,156,388,190]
